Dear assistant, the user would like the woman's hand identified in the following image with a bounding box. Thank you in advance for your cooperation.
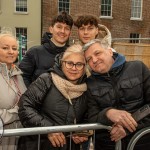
[48,132,66,147]
[72,135,88,144]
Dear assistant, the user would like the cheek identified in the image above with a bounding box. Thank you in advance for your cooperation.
[0,52,5,59]
[88,61,94,68]
[14,52,19,57]
[78,70,85,77]
[78,32,83,38]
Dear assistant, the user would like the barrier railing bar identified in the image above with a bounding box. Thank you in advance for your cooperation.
[1,123,122,150]
[2,124,110,136]
[127,127,150,150]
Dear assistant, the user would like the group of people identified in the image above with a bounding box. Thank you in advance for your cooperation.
[0,11,150,150]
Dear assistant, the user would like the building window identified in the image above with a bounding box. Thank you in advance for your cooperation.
[101,0,112,17]
[130,33,140,43]
[58,0,70,13]
[131,0,142,19]
[16,28,27,60]
[16,0,27,12]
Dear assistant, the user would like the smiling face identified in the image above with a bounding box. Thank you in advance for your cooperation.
[62,52,86,84]
[0,35,18,69]
[78,24,98,44]
[84,42,114,74]
[49,22,71,45]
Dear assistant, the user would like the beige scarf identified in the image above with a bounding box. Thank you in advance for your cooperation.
[51,72,87,105]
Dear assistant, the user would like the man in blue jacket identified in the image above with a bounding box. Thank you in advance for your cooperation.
[83,39,150,150]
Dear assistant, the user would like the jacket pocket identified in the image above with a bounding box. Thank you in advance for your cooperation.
[120,77,143,101]
[91,88,112,107]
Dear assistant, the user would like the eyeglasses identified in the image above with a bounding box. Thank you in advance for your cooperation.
[62,61,85,71]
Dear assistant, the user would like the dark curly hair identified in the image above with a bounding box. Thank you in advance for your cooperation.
[50,11,73,29]
[74,15,100,28]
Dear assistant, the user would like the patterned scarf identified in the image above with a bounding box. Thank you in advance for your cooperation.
[51,72,87,105]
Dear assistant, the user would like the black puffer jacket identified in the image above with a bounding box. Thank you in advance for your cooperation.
[18,63,87,150]
[19,32,69,87]
[87,53,150,150]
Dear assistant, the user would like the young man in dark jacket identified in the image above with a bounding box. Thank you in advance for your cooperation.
[19,12,73,87]
[83,39,150,150]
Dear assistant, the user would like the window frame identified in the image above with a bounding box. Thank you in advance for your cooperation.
[15,0,28,14]
[100,0,113,19]
[58,0,70,14]
[15,27,27,60]
[130,33,141,43]
[130,0,143,20]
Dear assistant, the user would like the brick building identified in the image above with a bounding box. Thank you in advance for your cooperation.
[42,0,150,44]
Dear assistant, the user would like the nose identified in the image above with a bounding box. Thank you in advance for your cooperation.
[92,56,98,63]
[84,28,88,34]
[72,64,77,70]
[8,48,14,54]
[60,27,65,33]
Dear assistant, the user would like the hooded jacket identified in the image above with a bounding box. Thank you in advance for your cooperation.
[0,63,26,150]
[19,32,69,87]
[86,53,150,149]
[18,59,88,150]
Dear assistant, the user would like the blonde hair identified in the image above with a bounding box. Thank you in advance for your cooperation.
[62,44,85,63]
[0,28,19,49]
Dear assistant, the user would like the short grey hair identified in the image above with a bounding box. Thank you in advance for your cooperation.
[62,44,85,61]
[82,39,110,52]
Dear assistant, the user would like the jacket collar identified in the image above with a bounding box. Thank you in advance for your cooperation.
[0,63,22,80]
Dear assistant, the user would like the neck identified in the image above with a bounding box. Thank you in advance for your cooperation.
[51,38,66,47]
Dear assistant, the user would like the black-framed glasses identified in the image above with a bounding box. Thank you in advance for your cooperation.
[62,61,85,71]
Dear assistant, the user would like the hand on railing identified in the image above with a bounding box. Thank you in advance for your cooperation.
[110,124,127,142]
[72,135,88,144]
[106,109,137,132]
[48,132,66,147]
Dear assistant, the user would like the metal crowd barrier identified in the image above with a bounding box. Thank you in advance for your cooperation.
[127,127,150,150]
[2,123,122,150]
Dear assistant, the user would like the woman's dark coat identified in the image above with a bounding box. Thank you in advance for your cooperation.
[18,64,87,150]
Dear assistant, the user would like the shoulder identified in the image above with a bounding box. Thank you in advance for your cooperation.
[26,45,45,55]
[125,60,148,71]
[35,73,52,88]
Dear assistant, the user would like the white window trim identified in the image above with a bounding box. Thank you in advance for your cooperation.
[130,0,143,20]
[14,0,28,14]
[100,0,113,18]
[100,16,113,19]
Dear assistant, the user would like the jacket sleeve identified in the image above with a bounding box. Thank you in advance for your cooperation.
[19,47,36,87]
[0,106,19,124]
[18,73,53,127]
[135,62,150,130]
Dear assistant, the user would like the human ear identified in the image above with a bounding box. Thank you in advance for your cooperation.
[49,26,53,34]
[108,48,113,56]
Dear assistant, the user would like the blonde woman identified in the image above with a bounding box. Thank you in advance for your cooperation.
[18,44,88,150]
[0,31,26,150]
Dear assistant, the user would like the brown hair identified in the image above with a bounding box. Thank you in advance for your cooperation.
[50,11,73,28]
[74,15,100,28]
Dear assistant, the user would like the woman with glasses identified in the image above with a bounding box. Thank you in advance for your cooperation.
[18,44,88,150]
[0,31,26,150]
